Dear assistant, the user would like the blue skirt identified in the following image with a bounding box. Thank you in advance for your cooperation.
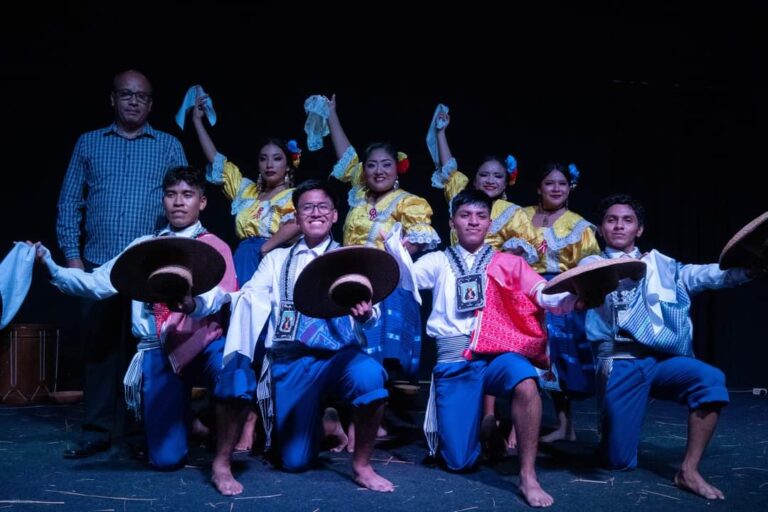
[233,236,268,286]
[363,287,422,382]
[539,272,596,398]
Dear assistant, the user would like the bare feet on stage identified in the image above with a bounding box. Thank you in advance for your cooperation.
[323,407,349,453]
[234,409,258,452]
[674,469,725,500]
[539,409,576,443]
[481,414,507,459]
[519,474,554,508]
[539,424,576,443]
[191,417,211,440]
[212,460,244,496]
[507,425,518,452]
[345,421,389,453]
[353,463,395,492]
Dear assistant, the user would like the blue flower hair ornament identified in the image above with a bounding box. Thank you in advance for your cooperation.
[568,163,580,188]
[505,155,519,186]
[286,140,302,168]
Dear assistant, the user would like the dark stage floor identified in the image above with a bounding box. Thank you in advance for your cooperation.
[0,390,766,511]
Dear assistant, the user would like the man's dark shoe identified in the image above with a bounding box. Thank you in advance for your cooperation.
[63,438,110,459]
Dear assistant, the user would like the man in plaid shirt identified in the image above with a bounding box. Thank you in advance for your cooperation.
[56,69,187,459]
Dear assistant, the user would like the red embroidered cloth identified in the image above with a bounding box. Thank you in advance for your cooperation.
[468,253,550,369]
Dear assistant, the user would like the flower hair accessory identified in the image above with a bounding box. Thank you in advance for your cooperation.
[505,154,519,186]
[568,163,580,188]
[396,152,410,174]
[286,140,302,168]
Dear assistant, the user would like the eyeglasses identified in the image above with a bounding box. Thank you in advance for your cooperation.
[114,89,152,104]
[299,202,333,215]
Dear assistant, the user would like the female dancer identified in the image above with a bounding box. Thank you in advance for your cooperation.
[191,89,301,451]
[326,94,441,447]
[192,89,300,285]
[431,110,539,262]
[523,162,600,444]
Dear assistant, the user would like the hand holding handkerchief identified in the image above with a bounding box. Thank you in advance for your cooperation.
[175,85,217,130]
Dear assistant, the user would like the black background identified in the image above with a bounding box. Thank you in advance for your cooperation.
[2,1,766,387]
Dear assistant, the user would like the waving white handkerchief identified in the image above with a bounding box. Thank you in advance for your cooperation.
[426,103,449,167]
[0,242,36,329]
[303,95,331,151]
[175,85,217,130]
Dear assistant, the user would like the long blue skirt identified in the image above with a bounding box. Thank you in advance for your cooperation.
[363,287,422,382]
[538,272,596,398]
[233,236,268,287]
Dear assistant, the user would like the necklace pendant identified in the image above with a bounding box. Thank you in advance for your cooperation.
[368,207,378,220]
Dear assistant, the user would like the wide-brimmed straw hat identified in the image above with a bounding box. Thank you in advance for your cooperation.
[719,211,768,270]
[110,237,225,303]
[543,258,646,305]
[293,246,400,318]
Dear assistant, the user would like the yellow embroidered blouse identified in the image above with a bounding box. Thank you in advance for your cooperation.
[332,147,441,249]
[431,158,540,263]
[522,207,600,274]
[207,153,295,240]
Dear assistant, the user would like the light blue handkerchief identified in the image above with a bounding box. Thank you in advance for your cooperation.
[175,85,217,130]
[426,103,449,167]
[0,242,36,329]
[303,95,330,151]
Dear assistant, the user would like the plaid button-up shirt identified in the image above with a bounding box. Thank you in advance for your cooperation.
[56,123,187,264]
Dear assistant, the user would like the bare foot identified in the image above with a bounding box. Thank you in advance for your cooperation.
[481,414,506,459]
[539,424,576,444]
[674,469,725,500]
[353,463,394,492]
[506,425,518,451]
[234,409,258,452]
[346,422,356,453]
[323,407,349,453]
[191,417,211,439]
[212,461,244,496]
[519,477,554,508]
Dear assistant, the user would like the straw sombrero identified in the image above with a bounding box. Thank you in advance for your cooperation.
[543,258,646,307]
[293,246,400,318]
[110,237,225,303]
[719,211,768,270]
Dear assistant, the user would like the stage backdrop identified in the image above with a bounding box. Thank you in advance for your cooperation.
[1,2,766,388]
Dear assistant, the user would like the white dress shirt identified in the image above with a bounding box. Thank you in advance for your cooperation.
[582,246,751,346]
[222,236,378,365]
[410,245,575,340]
[44,221,221,340]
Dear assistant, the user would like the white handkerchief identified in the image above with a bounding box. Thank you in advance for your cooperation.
[426,103,449,167]
[0,242,36,329]
[303,95,331,151]
[175,85,217,130]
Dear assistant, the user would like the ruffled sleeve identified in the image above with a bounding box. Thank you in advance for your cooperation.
[548,213,600,271]
[430,157,469,203]
[273,189,296,226]
[498,207,541,264]
[396,195,441,250]
[567,223,600,267]
[206,152,248,202]
[330,146,363,186]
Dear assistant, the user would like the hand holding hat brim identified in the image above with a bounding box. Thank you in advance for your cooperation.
[719,211,768,271]
[110,237,225,303]
[294,246,400,318]
[543,258,647,308]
